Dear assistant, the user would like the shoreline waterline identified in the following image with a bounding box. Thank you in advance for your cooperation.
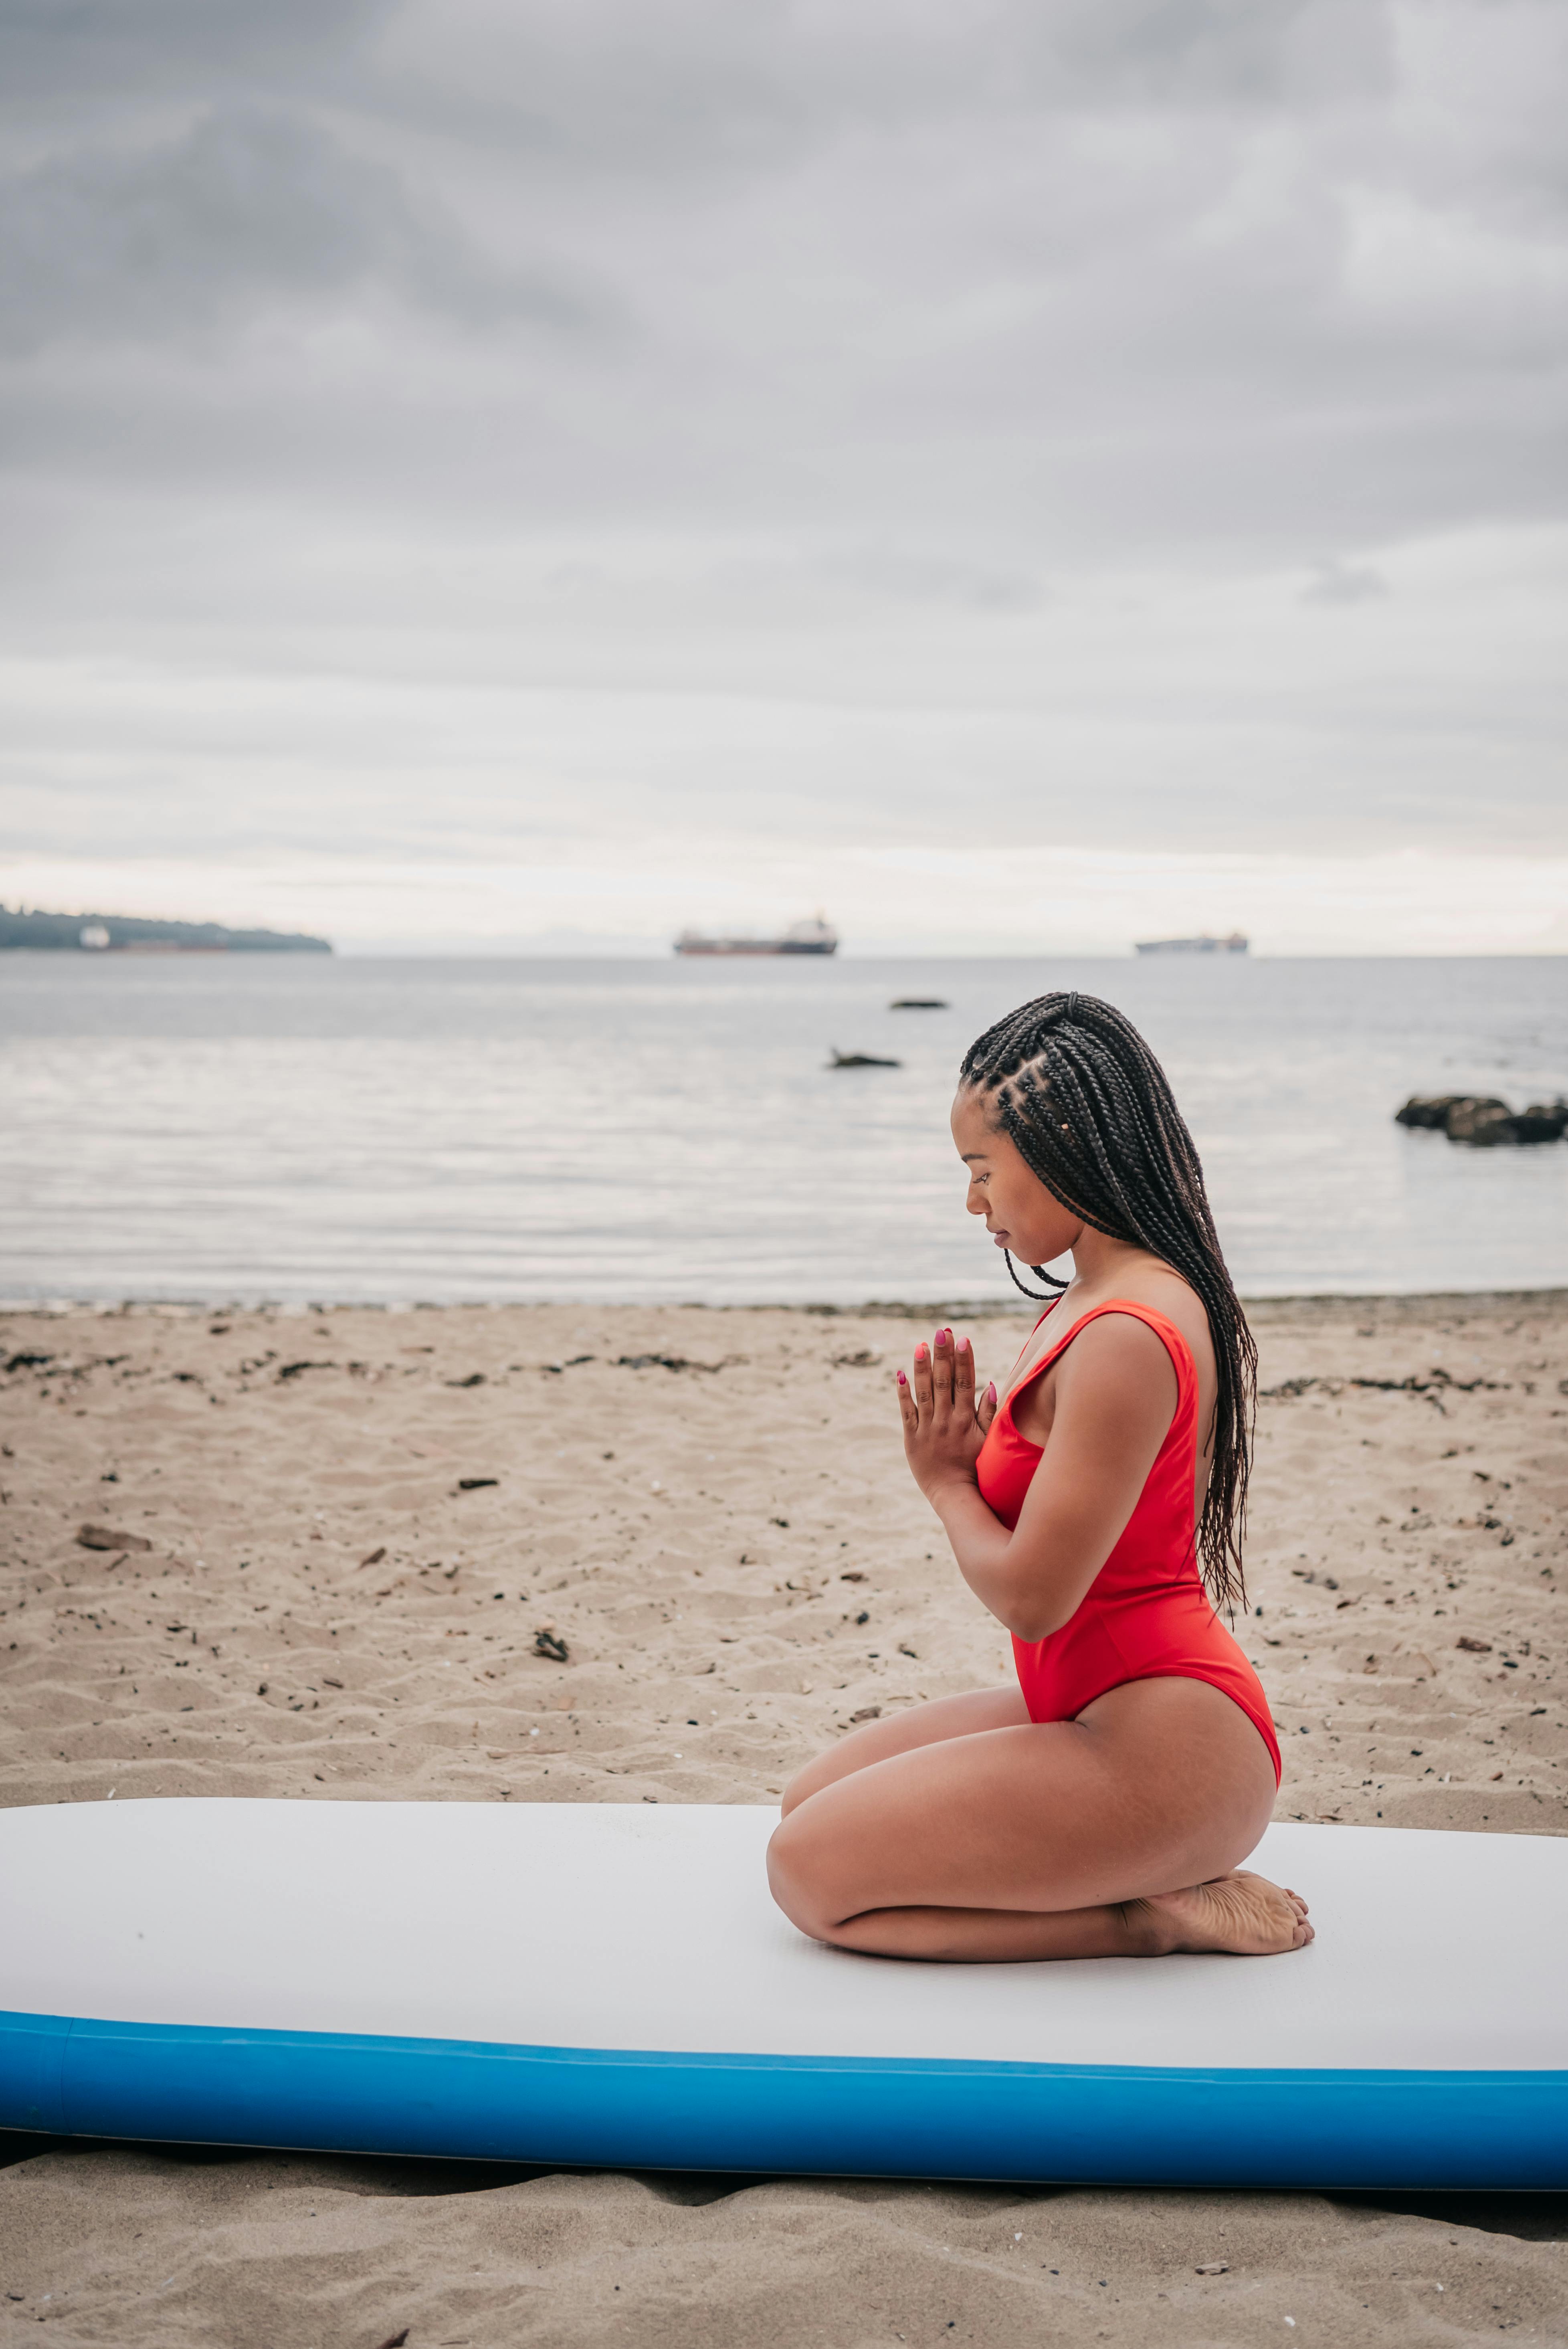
[5,1283,1568,1319]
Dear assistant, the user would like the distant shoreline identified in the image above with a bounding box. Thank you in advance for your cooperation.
[4,938,1566,962]
[0,906,331,954]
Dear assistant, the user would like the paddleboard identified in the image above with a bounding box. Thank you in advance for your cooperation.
[2,1799,1564,2187]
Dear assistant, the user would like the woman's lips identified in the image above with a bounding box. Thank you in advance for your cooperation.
[990,1231,1010,1248]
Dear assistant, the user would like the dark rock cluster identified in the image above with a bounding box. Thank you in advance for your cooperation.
[1396,1094,1568,1146]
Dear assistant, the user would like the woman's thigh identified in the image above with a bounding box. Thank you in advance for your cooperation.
[768,1676,1277,1936]
[780,1686,1030,1815]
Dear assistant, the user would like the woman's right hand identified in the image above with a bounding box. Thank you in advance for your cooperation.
[895,1326,997,1504]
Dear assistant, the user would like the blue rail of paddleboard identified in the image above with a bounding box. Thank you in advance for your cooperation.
[2,2010,1564,2188]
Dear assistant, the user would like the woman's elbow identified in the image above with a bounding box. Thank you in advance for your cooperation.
[1000,1597,1072,1643]
[973,1547,1088,1642]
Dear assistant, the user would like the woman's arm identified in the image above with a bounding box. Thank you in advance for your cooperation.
[897,1320,1178,1641]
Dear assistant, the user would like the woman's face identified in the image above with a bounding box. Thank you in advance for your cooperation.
[950,1085,1083,1269]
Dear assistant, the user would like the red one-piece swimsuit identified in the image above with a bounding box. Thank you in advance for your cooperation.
[974,1298,1281,1785]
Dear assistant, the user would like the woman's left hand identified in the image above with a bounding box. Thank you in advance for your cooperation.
[896,1327,997,1503]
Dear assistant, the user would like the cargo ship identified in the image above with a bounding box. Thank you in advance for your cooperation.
[674,916,838,957]
[1134,931,1248,956]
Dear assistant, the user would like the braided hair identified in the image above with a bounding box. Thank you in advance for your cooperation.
[960,990,1255,1614]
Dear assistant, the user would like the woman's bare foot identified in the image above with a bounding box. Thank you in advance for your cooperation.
[1128,1871,1313,1957]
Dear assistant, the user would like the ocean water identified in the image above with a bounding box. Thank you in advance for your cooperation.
[2,954,1566,1306]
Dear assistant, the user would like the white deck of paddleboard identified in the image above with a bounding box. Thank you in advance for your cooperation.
[2,1801,1564,2073]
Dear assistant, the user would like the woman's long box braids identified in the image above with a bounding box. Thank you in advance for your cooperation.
[960,991,1257,1615]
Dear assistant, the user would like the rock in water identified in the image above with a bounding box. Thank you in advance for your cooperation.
[1445,1097,1520,1146]
[1395,1094,1568,1146]
[1394,1095,1465,1129]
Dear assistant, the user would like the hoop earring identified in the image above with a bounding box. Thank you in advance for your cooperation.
[1003,1249,1069,1302]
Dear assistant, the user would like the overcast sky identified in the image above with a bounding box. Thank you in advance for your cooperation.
[2,0,1565,953]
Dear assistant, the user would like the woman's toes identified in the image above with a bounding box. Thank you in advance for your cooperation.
[1133,1871,1310,1957]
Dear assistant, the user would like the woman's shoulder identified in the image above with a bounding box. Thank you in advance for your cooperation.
[1011,1277,1206,1447]
[1069,1269,1213,1379]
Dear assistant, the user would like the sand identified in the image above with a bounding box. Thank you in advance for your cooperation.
[1,1291,1565,2344]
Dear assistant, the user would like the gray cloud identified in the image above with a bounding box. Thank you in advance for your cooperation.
[0,103,596,352]
[0,0,380,109]
[1302,559,1387,606]
[368,0,1395,176]
[0,0,1564,903]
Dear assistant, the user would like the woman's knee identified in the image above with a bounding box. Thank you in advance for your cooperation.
[780,1688,1023,1821]
[776,1761,818,1818]
[778,1726,879,1816]
[766,1810,843,1940]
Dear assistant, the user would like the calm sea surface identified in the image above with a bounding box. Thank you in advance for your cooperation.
[2,955,1566,1306]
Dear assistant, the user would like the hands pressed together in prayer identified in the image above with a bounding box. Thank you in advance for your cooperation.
[895,1326,998,1504]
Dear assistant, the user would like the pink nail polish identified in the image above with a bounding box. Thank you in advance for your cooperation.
[897,1370,907,1385]
[986,1381,996,1401]
[914,1343,927,1360]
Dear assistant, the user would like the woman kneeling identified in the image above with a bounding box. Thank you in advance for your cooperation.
[768,991,1311,1963]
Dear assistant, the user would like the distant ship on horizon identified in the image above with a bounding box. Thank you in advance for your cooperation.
[1134,931,1249,957]
[674,915,839,957]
